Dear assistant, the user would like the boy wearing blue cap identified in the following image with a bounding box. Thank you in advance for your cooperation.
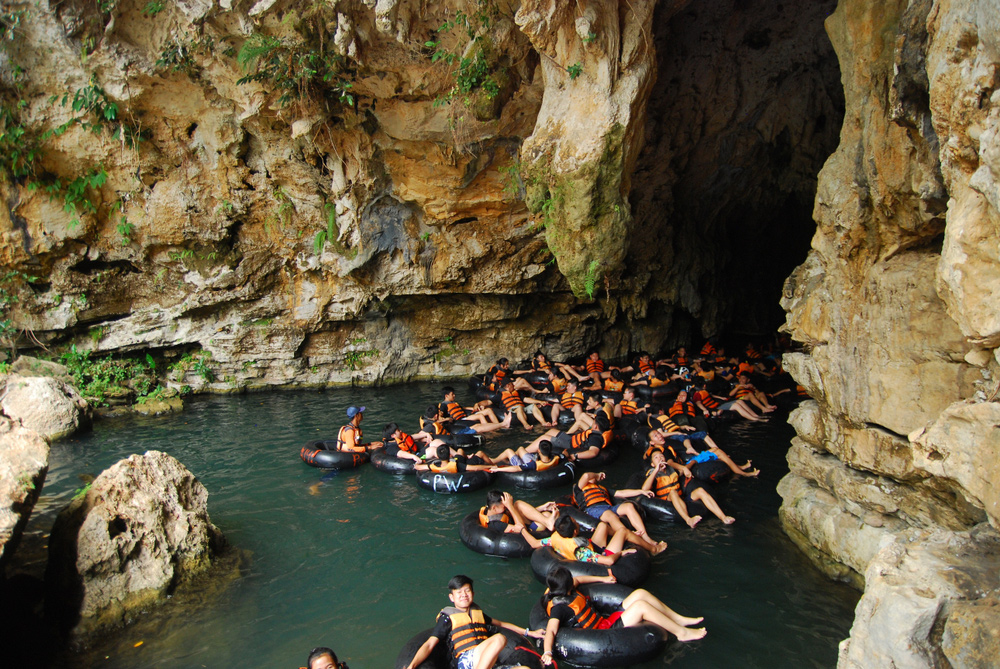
[337,406,379,452]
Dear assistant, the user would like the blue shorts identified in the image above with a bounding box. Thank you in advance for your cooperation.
[453,425,476,436]
[457,649,476,669]
[585,503,623,519]
[509,453,537,469]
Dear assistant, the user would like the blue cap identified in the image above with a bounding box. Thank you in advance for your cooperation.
[347,406,366,418]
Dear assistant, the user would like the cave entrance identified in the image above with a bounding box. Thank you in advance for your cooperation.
[628,0,844,341]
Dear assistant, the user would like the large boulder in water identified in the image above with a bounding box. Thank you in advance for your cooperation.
[0,416,49,574]
[45,450,226,639]
[0,373,90,441]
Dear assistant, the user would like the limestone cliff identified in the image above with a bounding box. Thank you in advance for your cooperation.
[780,0,1000,665]
[0,0,839,389]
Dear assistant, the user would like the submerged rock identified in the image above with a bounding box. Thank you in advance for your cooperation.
[45,451,226,641]
[0,374,91,441]
[0,417,49,574]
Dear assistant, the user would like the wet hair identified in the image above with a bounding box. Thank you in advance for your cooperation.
[586,348,599,357]
[610,369,622,381]
[594,411,611,432]
[584,391,601,405]
[449,574,474,591]
[623,385,635,396]
[554,514,579,538]
[486,490,504,506]
[442,385,455,396]
[425,405,440,420]
[543,566,575,602]
[534,350,546,359]
[436,444,450,460]
[382,422,399,440]
[307,648,340,669]
[538,440,553,459]
[497,357,509,366]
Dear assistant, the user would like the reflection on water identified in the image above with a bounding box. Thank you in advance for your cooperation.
[16,384,859,668]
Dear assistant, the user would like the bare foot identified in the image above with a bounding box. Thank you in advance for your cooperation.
[308,483,322,496]
[740,460,753,470]
[686,515,703,529]
[677,615,704,626]
[676,627,707,642]
[723,516,736,525]
[500,414,513,428]
[741,468,760,478]
[651,541,668,555]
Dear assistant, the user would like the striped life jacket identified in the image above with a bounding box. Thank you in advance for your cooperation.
[545,590,602,629]
[439,605,490,660]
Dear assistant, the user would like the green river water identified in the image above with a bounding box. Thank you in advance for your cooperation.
[18,383,859,668]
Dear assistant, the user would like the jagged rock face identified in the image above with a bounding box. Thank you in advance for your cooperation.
[0,416,49,574]
[45,450,225,639]
[780,0,1000,666]
[0,0,840,385]
[0,374,91,440]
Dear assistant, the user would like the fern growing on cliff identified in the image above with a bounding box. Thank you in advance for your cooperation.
[583,260,600,300]
[237,33,354,109]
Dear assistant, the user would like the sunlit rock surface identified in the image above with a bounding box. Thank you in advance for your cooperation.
[0,0,839,383]
[780,0,1000,666]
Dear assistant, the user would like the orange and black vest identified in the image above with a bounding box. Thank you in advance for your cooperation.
[638,358,655,375]
[620,399,639,416]
[545,591,602,629]
[533,359,552,372]
[442,401,468,421]
[655,414,682,433]
[336,424,364,452]
[745,347,761,360]
[550,376,568,393]
[669,401,696,420]
[420,416,448,435]
[674,356,690,367]
[439,605,491,660]
[796,384,810,398]
[390,432,418,454]
[647,467,681,498]
[487,365,508,386]
[734,383,754,400]
[561,391,583,410]
[478,506,512,528]
[570,429,596,451]
[501,389,524,411]
[586,358,605,375]
[580,481,612,508]
[604,378,624,392]
[693,389,719,410]
[700,342,717,357]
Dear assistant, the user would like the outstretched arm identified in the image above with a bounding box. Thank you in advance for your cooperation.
[540,618,561,666]
[405,635,439,669]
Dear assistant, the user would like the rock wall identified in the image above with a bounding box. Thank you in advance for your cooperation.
[0,0,840,389]
[780,0,1000,665]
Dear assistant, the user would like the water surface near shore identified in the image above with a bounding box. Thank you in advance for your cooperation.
[23,384,859,668]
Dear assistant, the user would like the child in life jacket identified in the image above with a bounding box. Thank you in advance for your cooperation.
[403,575,541,669]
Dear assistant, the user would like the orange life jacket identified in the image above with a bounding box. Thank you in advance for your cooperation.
[669,401,696,419]
[337,424,364,452]
[547,533,592,562]
[620,399,639,415]
[443,401,467,421]
[604,378,624,392]
[638,359,655,375]
[581,481,612,508]
[478,506,511,528]
[545,590,602,629]
[560,391,583,410]
[501,389,524,411]
[439,605,490,660]
[693,389,719,410]
[550,376,568,393]
[700,342,717,357]
[586,358,605,375]
[647,467,680,498]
